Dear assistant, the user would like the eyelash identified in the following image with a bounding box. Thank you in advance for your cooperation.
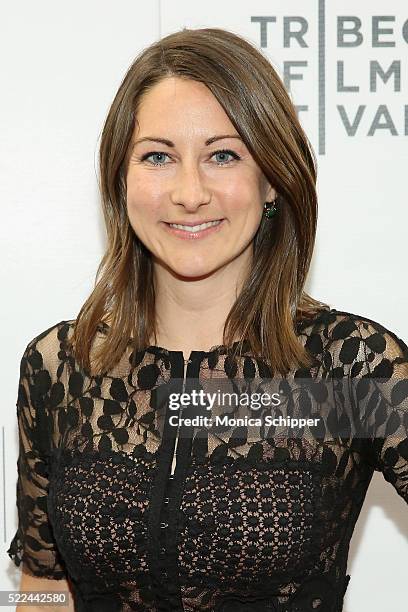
[139,148,241,166]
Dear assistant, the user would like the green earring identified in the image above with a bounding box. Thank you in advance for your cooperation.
[264,199,278,219]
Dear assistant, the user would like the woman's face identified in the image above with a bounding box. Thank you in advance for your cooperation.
[126,76,275,279]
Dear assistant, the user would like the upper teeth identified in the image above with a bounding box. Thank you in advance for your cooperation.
[169,220,221,232]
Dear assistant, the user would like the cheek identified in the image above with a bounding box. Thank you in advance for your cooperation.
[126,181,162,221]
[222,177,263,213]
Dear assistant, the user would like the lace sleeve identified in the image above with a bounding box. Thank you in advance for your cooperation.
[355,321,408,504]
[7,335,68,579]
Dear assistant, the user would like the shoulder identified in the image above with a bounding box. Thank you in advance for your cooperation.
[20,319,77,376]
[298,307,408,373]
[24,319,76,352]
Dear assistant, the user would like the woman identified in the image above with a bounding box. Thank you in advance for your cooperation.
[7,27,408,612]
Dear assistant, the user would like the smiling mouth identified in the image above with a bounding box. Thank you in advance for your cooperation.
[166,219,223,232]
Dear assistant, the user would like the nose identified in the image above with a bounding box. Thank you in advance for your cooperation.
[170,160,211,211]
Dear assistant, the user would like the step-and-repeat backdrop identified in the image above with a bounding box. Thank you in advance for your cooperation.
[1,2,407,610]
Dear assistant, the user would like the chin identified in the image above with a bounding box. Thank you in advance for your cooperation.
[166,261,219,280]
[172,267,216,280]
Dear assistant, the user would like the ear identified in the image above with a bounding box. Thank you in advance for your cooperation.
[265,183,277,202]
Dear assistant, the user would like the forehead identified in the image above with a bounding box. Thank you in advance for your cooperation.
[135,77,235,133]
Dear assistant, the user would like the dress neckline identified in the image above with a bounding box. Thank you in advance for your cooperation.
[96,321,252,357]
[96,307,334,357]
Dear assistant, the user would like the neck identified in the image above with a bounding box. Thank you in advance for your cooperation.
[151,252,251,353]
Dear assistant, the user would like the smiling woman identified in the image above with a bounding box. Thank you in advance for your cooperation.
[68,26,327,376]
[7,26,408,612]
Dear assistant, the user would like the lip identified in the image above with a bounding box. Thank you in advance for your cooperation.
[162,219,225,240]
[165,219,223,226]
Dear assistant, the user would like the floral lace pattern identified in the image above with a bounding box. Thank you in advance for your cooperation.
[7,308,408,611]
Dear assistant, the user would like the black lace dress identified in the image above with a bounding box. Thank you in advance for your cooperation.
[7,308,408,611]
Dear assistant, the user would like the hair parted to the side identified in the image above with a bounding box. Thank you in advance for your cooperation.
[65,26,331,377]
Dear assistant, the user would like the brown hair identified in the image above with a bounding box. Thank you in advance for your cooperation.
[66,27,330,377]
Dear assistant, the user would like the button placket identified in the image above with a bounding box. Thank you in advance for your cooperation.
[163,476,173,502]
[159,474,174,534]
[150,350,205,610]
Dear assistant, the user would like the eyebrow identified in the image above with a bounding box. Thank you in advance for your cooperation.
[132,134,243,148]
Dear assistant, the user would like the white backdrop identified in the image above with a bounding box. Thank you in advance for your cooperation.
[1,1,407,610]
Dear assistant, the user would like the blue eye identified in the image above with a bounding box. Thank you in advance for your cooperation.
[141,152,170,166]
[140,149,241,166]
[212,149,240,165]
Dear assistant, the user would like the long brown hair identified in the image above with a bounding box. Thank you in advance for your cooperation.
[66,27,330,377]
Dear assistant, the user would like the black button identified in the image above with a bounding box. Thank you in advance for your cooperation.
[160,521,168,529]
[164,496,170,504]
